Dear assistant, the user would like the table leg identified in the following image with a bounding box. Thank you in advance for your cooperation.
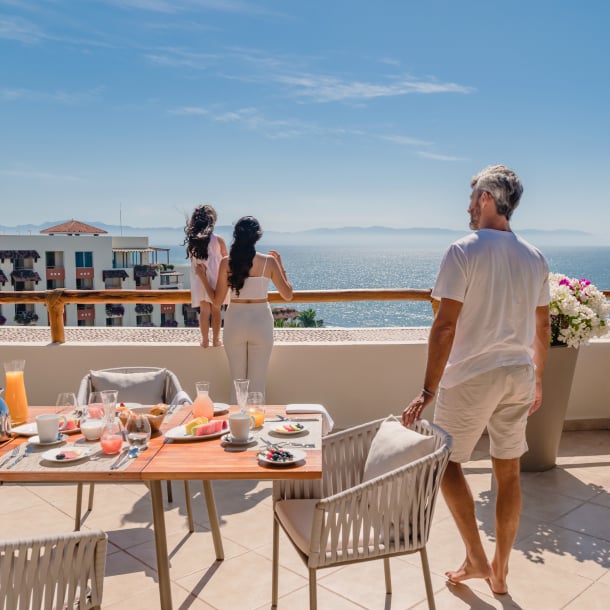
[150,480,173,610]
[202,480,224,560]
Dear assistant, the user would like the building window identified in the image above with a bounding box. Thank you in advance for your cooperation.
[75,251,93,267]
[76,278,94,290]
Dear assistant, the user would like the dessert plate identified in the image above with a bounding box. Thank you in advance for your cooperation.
[42,446,91,463]
[258,448,306,466]
[165,424,228,442]
[271,423,307,436]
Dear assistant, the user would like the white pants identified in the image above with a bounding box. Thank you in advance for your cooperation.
[223,302,274,401]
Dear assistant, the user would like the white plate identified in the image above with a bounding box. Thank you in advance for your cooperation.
[221,433,255,445]
[214,403,230,415]
[165,423,229,442]
[271,423,307,436]
[119,402,142,409]
[42,446,91,463]
[11,423,38,437]
[257,448,306,466]
[28,434,69,447]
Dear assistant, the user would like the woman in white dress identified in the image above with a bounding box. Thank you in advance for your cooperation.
[184,205,228,347]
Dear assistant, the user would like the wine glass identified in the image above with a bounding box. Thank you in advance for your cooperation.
[124,413,151,451]
[55,392,80,433]
[233,379,250,413]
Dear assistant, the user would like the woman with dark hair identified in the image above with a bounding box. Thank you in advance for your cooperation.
[184,204,228,347]
[202,216,293,399]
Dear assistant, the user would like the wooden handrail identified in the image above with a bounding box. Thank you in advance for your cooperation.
[0,288,435,344]
[1,288,608,344]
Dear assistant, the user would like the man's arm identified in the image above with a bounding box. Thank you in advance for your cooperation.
[402,297,462,427]
[529,304,551,415]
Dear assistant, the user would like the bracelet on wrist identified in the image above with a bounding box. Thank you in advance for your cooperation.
[421,388,435,399]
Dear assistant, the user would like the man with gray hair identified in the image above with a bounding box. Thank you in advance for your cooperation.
[402,165,550,594]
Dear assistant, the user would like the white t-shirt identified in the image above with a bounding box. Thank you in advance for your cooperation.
[433,229,550,389]
[190,234,229,306]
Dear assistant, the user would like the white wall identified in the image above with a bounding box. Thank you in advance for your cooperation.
[1,338,608,429]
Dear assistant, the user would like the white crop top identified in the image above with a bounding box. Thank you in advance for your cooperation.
[230,257,270,300]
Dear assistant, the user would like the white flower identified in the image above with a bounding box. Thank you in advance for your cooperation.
[549,273,609,348]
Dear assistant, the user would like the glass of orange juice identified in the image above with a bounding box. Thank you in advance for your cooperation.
[246,392,265,428]
[4,360,29,425]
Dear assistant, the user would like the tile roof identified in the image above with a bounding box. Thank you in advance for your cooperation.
[40,220,108,235]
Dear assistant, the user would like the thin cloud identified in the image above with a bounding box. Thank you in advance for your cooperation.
[273,73,474,103]
[378,134,432,147]
[417,151,468,162]
[0,15,44,43]
[143,47,219,69]
[105,0,284,16]
[169,106,209,115]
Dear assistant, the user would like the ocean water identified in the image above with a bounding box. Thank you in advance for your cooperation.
[168,245,610,328]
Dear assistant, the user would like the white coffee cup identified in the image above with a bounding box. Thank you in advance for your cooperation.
[36,414,68,443]
[80,418,105,441]
[228,412,254,442]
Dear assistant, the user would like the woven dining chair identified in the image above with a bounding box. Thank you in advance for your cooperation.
[0,529,107,610]
[74,368,194,532]
[272,418,451,610]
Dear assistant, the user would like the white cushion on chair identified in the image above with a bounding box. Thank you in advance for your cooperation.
[275,499,318,555]
[89,369,167,403]
[362,416,435,482]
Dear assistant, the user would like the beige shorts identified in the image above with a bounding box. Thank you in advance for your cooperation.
[433,365,535,463]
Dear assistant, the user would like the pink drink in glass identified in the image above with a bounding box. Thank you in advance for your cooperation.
[100,435,123,455]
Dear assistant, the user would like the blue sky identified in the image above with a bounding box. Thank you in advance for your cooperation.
[1,0,609,239]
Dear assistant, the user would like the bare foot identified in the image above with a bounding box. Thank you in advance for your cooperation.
[212,339,223,347]
[488,560,508,595]
[445,559,492,585]
[200,340,209,348]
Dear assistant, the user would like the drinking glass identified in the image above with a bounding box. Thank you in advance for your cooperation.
[233,379,250,413]
[101,390,119,421]
[246,392,265,428]
[87,391,106,420]
[124,413,151,451]
[56,392,79,412]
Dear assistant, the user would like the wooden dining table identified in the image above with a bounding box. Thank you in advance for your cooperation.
[0,405,323,610]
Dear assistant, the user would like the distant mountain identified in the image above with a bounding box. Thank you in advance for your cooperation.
[0,221,599,249]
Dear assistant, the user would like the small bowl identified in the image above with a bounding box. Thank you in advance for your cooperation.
[118,404,167,433]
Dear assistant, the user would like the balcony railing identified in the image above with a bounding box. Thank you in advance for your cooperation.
[1,287,608,344]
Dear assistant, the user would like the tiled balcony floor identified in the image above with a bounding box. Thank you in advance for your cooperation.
[1,430,609,609]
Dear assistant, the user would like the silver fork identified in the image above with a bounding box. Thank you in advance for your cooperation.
[6,444,33,469]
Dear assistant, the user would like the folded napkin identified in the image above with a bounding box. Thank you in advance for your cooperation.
[286,404,334,436]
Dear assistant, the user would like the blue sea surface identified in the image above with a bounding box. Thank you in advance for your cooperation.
[168,244,610,328]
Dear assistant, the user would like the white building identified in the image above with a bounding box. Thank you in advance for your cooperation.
[0,220,193,328]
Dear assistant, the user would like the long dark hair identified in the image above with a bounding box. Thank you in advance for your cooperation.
[229,216,262,296]
[184,204,217,260]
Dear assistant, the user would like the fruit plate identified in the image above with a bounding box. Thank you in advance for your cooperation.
[257,448,306,466]
[270,423,308,436]
[165,423,228,442]
[41,446,92,463]
[12,421,80,436]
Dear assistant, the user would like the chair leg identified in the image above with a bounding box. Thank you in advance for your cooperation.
[272,517,280,607]
[383,556,392,594]
[166,480,173,503]
[184,481,194,532]
[420,546,436,610]
[308,568,317,610]
[74,483,83,531]
[202,480,224,560]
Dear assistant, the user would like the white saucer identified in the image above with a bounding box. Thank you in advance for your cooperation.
[214,403,230,415]
[28,434,69,447]
[221,433,255,445]
[42,446,91,463]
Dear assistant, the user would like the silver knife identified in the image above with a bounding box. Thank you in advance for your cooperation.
[0,445,21,468]
[6,444,33,469]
